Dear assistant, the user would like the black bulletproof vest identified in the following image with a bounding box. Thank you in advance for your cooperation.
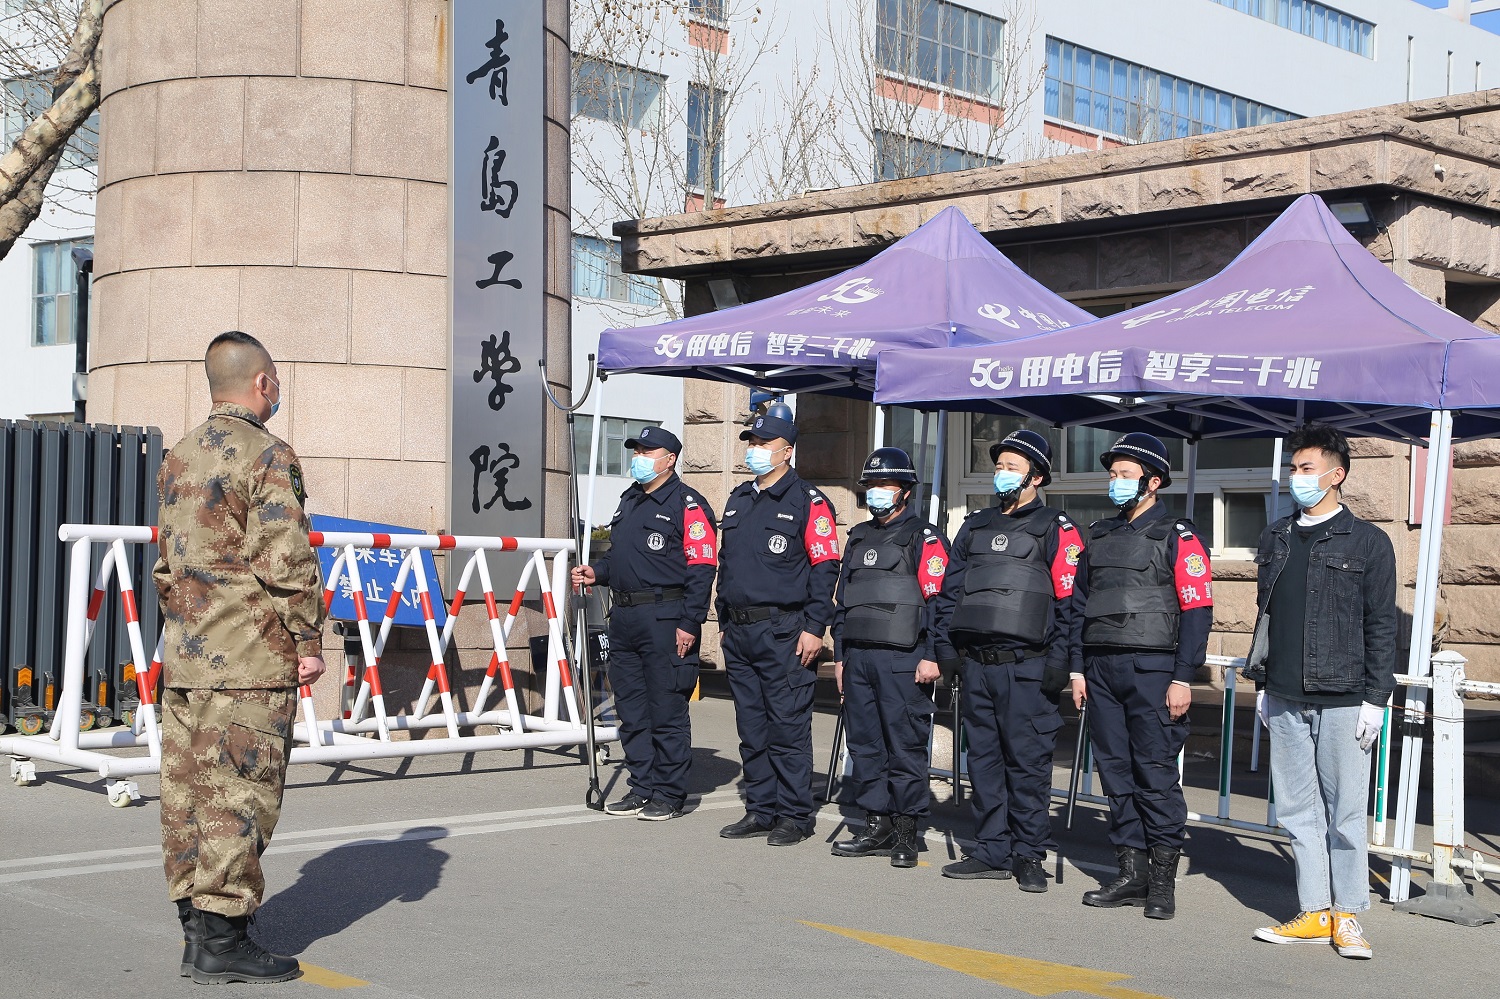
[842,519,926,649]
[950,506,1056,645]
[1081,517,1179,650]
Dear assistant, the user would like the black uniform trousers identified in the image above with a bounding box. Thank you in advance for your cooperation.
[722,612,817,829]
[962,653,1062,866]
[1084,652,1190,851]
[606,599,699,809]
[842,645,935,820]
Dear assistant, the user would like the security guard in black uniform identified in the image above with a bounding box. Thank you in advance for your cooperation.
[829,448,950,868]
[571,426,718,822]
[932,430,1084,892]
[1073,432,1214,919]
[716,412,842,847]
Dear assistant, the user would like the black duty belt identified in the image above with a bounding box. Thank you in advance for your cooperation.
[962,645,1046,666]
[611,586,685,607]
[725,605,797,625]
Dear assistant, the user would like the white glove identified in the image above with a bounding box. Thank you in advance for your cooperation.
[1354,702,1385,752]
[1256,690,1270,730]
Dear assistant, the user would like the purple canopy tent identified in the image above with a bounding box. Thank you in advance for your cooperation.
[873,194,1500,444]
[586,205,1096,526]
[874,193,1500,915]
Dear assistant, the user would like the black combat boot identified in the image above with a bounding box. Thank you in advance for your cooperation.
[831,814,894,858]
[1144,846,1181,920]
[889,815,919,869]
[192,910,301,985]
[1082,846,1150,908]
[175,898,200,977]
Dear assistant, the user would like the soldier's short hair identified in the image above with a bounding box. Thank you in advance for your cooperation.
[205,331,272,397]
[1287,422,1351,476]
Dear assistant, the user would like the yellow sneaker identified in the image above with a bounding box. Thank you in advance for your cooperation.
[1253,910,1332,944]
[1332,913,1373,959]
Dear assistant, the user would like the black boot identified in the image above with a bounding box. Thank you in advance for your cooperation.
[192,910,301,985]
[889,815,919,869]
[175,899,200,978]
[1144,846,1181,920]
[831,814,894,858]
[1082,846,1150,908]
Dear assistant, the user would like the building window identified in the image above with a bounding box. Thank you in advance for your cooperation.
[874,130,1001,181]
[688,0,727,24]
[574,416,664,477]
[956,412,1285,557]
[876,0,1005,101]
[572,58,666,128]
[572,234,661,307]
[1208,0,1374,58]
[1044,37,1298,142]
[32,238,90,346]
[3,73,98,170]
[686,82,725,192]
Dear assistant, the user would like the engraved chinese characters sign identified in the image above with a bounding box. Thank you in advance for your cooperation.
[451,3,543,542]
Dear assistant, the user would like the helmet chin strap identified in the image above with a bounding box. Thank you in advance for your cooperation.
[1115,476,1153,512]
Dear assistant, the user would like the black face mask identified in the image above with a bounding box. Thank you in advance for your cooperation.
[995,485,1025,508]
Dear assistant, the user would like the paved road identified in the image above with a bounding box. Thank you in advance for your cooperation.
[2,695,1496,999]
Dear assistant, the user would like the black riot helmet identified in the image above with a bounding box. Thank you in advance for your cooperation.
[1099,432,1173,487]
[858,447,919,486]
[989,429,1053,487]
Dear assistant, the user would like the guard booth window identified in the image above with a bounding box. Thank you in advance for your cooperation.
[573,416,663,477]
[32,238,92,347]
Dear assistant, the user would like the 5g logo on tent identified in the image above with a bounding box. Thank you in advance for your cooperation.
[969,358,1015,390]
[816,277,884,305]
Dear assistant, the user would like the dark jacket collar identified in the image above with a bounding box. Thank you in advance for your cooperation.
[1272,504,1353,537]
[628,473,681,505]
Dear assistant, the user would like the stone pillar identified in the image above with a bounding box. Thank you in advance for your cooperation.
[90,0,574,716]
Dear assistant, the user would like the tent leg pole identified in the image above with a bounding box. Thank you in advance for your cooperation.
[873,406,887,451]
[1184,440,1199,520]
[927,411,947,526]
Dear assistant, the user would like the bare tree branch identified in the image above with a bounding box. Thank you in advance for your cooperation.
[0,0,101,258]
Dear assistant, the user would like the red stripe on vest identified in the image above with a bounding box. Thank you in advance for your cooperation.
[683,503,718,566]
[1052,522,1084,599]
[803,496,840,566]
[1173,532,1214,609]
[916,536,948,599]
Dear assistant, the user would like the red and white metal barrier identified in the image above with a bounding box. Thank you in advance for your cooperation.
[0,525,618,806]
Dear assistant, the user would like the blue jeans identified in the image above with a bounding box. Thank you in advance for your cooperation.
[1267,695,1373,913]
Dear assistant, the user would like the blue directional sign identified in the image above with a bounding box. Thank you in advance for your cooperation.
[310,515,447,629]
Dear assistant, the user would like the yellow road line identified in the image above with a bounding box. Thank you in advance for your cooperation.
[802,921,1170,999]
[297,962,369,989]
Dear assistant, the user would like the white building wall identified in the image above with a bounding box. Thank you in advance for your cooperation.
[0,173,94,421]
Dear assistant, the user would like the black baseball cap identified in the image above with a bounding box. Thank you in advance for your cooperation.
[739,413,798,445]
[624,425,682,454]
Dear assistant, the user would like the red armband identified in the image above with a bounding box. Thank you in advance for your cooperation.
[683,502,717,566]
[916,535,948,599]
[1052,518,1084,598]
[1173,526,1214,610]
[803,495,840,566]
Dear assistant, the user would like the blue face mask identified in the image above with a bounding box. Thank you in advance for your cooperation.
[1108,477,1142,507]
[746,446,781,476]
[263,375,281,419]
[1289,468,1337,509]
[630,454,660,484]
[993,469,1026,496]
[866,486,899,514]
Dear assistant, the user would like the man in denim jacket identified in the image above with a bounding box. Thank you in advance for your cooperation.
[1242,424,1395,960]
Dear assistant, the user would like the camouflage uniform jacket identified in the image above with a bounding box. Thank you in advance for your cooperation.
[152,402,326,688]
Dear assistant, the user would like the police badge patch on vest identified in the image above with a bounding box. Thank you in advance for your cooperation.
[647,532,666,551]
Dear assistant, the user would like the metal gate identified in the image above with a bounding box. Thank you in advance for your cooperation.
[1,421,162,734]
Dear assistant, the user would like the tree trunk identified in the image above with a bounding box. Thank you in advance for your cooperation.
[0,0,103,260]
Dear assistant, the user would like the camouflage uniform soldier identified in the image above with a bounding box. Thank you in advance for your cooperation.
[153,330,327,985]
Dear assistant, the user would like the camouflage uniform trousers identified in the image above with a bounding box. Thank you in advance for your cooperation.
[160,686,296,917]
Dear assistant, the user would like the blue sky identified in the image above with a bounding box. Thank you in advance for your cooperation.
[1409,0,1500,35]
